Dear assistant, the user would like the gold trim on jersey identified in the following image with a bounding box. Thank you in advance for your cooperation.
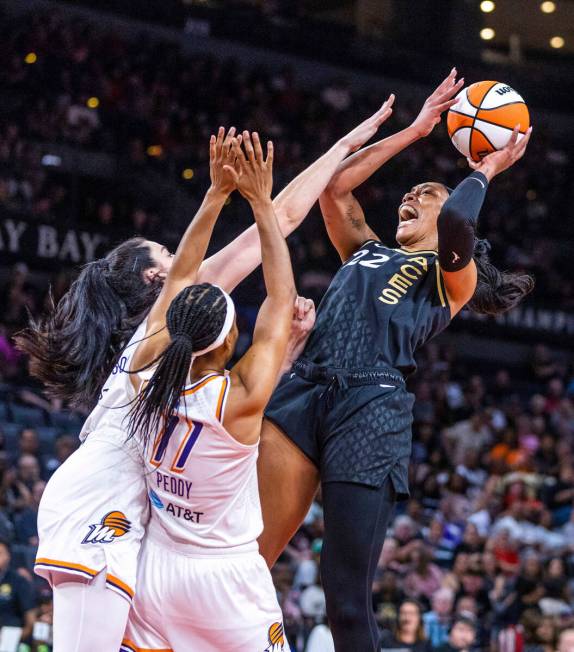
[393,248,439,255]
[435,261,447,308]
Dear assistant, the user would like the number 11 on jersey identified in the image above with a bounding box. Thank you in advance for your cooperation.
[150,415,204,473]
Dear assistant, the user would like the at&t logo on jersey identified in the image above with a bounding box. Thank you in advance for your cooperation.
[81,511,131,544]
[263,622,285,652]
[149,489,165,509]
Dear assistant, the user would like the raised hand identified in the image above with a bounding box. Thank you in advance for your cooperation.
[226,131,274,205]
[468,125,533,180]
[280,296,316,374]
[340,94,395,153]
[410,68,464,138]
[210,126,242,195]
[291,296,316,343]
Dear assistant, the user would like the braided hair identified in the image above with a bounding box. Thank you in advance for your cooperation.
[14,238,162,409]
[128,283,228,448]
[468,239,534,315]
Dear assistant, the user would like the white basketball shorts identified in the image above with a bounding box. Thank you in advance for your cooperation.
[122,531,286,652]
[35,431,149,603]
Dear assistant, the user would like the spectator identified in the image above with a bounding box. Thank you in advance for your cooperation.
[435,614,478,652]
[521,610,557,652]
[373,570,405,629]
[404,543,444,605]
[17,455,41,492]
[422,587,454,647]
[44,434,78,476]
[380,599,432,652]
[13,480,45,546]
[443,413,492,466]
[0,540,35,644]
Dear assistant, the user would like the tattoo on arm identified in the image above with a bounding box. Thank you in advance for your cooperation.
[345,198,364,231]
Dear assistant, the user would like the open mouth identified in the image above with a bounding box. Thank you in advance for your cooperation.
[398,203,419,225]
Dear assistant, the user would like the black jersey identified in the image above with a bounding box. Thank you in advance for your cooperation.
[302,240,451,376]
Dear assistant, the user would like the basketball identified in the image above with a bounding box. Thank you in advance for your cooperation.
[447,81,530,161]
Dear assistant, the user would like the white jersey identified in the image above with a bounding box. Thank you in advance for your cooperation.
[79,319,148,448]
[141,373,263,551]
[36,318,152,602]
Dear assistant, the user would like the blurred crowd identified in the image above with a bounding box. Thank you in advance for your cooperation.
[0,9,573,307]
[0,5,573,652]
[272,341,574,651]
[1,265,574,650]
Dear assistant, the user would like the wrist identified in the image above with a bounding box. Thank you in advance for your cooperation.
[249,196,273,211]
[404,123,425,141]
[207,185,230,201]
[475,164,496,182]
[334,137,353,157]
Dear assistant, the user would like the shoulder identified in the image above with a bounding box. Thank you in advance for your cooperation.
[342,237,386,261]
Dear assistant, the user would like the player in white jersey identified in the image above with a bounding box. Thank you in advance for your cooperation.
[19,104,394,651]
[122,133,296,651]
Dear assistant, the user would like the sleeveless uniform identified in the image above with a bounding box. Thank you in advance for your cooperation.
[266,240,451,495]
[35,320,150,603]
[123,374,285,652]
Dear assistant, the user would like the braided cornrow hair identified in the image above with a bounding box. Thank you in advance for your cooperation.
[468,238,534,315]
[128,283,228,448]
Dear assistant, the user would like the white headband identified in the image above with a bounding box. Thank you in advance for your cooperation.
[192,287,236,358]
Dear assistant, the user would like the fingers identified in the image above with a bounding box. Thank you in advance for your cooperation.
[209,134,216,162]
[467,157,479,169]
[231,137,247,164]
[514,126,533,159]
[374,93,395,124]
[295,296,305,320]
[507,124,521,149]
[243,130,256,164]
[215,126,225,159]
[434,77,464,104]
[433,68,457,97]
[382,93,395,111]
[222,126,236,158]
[252,132,264,164]
[266,140,274,167]
[295,297,315,320]
[376,107,393,126]
[435,97,460,113]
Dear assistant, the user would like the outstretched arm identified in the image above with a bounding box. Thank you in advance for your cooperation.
[197,98,395,291]
[320,70,463,261]
[225,134,297,442]
[132,128,237,370]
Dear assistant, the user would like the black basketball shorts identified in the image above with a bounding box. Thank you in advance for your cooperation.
[265,360,414,497]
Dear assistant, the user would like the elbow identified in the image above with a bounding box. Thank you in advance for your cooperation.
[321,179,346,201]
[437,205,460,229]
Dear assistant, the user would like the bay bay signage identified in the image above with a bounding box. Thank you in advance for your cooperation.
[0,215,110,267]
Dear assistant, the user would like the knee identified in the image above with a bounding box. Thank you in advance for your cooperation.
[324,592,364,629]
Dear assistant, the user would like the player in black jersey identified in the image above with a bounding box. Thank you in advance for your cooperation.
[258,70,534,651]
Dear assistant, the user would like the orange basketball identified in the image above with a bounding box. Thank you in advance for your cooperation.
[447,81,530,162]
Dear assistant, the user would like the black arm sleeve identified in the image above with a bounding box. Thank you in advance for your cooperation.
[437,171,489,271]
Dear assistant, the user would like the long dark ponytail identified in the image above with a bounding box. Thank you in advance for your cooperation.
[15,238,162,409]
[467,239,534,315]
[128,283,229,447]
